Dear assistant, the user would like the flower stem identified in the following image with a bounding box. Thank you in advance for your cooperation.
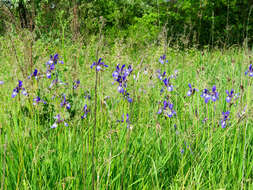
[92,16,105,190]
[92,69,98,190]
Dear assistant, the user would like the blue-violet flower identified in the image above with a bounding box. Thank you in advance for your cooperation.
[220,111,230,128]
[200,85,219,103]
[187,83,198,96]
[159,54,168,64]
[245,64,253,77]
[90,58,108,71]
[163,77,173,91]
[60,94,71,110]
[158,100,176,118]
[33,96,47,105]
[81,104,90,119]
[12,80,28,98]
[51,114,68,128]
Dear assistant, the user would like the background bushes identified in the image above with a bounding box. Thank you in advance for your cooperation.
[0,0,252,47]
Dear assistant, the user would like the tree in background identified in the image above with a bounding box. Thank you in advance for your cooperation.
[0,0,252,47]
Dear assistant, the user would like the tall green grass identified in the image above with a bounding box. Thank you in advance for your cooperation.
[0,37,252,189]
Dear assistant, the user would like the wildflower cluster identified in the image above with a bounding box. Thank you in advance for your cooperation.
[112,64,133,128]
[159,54,168,64]
[10,54,92,129]
[157,100,176,118]
[51,114,68,128]
[8,52,251,134]
[156,55,177,120]
[200,85,219,103]
[157,69,178,93]
[112,64,133,103]
[46,54,64,79]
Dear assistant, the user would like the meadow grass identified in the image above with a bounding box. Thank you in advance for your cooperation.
[0,36,252,189]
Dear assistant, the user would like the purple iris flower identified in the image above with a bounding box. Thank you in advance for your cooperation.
[60,94,71,110]
[166,102,176,118]
[46,71,52,79]
[245,64,253,77]
[46,62,57,79]
[200,89,210,103]
[127,97,133,103]
[33,96,47,105]
[0,81,4,85]
[46,65,55,79]
[112,64,123,79]
[117,113,129,123]
[12,80,28,98]
[113,64,126,80]
[81,104,90,119]
[113,64,132,84]
[84,91,91,100]
[73,80,80,89]
[51,114,68,128]
[158,100,176,118]
[200,85,219,103]
[90,58,108,71]
[225,89,236,103]
[117,84,124,94]
[46,54,63,65]
[122,90,133,103]
[117,113,131,128]
[113,65,133,78]
[157,70,166,80]
[126,65,133,76]
[163,78,173,91]
[187,83,198,96]
[211,86,219,101]
[220,111,230,128]
[28,69,39,80]
[159,54,168,64]
[118,77,128,90]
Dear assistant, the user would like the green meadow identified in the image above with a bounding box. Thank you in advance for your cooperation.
[0,36,252,189]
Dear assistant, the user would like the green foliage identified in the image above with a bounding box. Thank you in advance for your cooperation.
[0,0,252,47]
[129,12,160,45]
